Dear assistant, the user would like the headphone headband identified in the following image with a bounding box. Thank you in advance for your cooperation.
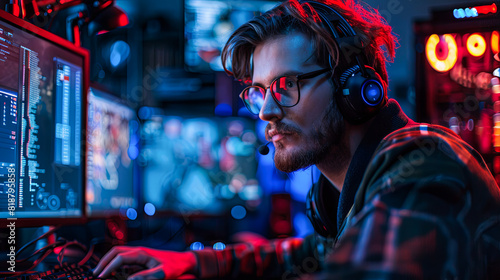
[301,0,387,124]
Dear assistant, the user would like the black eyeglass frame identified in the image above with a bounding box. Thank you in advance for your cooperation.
[239,68,332,115]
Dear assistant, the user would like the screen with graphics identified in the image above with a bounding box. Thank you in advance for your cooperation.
[184,0,278,72]
[0,10,87,220]
[141,116,262,215]
[86,87,139,217]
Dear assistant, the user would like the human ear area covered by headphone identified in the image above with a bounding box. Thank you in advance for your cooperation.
[304,1,387,124]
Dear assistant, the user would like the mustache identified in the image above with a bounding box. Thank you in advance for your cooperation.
[265,122,302,140]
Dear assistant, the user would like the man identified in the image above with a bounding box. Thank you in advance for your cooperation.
[94,0,500,279]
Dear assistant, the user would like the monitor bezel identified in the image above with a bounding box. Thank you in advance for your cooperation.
[0,9,89,228]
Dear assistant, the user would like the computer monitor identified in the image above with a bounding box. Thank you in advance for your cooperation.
[141,114,261,216]
[0,9,89,226]
[184,0,278,72]
[86,85,139,218]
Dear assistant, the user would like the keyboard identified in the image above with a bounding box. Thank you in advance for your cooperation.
[4,263,97,280]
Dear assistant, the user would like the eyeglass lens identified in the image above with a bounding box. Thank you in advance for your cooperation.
[243,77,299,114]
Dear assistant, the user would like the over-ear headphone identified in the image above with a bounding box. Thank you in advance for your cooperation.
[304,1,387,124]
[306,176,339,238]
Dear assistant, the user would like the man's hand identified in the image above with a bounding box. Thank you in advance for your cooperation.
[93,246,197,279]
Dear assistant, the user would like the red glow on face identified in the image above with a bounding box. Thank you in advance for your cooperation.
[475,3,497,14]
[118,13,129,27]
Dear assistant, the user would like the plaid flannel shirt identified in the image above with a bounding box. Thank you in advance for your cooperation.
[192,100,500,279]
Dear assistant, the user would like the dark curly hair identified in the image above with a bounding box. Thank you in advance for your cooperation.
[221,0,397,89]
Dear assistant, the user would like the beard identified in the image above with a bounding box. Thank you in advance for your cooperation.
[270,100,349,173]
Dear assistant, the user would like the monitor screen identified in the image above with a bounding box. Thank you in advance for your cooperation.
[141,115,261,215]
[184,0,278,72]
[0,10,89,222]
[86,86,139,217]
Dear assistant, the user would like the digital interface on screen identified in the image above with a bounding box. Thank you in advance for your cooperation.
[86,87,139,217]
[141,116,261,215]
[184,0,277,72]
[0,13,85,219]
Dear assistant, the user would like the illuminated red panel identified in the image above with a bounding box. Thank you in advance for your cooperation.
[475,3,497,15]
[467,33,486,57]
[426,34,458,72]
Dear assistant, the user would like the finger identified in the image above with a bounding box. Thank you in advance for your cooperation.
[94,246,128,276]
[97,251,146,279]
[127,265,165,280]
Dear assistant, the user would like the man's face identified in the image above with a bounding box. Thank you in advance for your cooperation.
[253,32,348,173]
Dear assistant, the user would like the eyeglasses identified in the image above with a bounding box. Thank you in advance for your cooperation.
[239,68,331,115]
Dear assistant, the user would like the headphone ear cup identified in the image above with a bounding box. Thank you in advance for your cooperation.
[306,178,339,238]
[336,66,386,124]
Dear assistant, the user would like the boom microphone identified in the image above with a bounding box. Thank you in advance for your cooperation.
[258,142,271,155]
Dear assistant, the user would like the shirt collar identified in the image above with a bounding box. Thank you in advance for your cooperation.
[336,99,415,229]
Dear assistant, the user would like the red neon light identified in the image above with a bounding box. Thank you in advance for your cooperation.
[475,3,497,14]
[19,0,25,18]
[118,13,129,27]
[11,4,19,17]
[73,24,80,47]
[32,0,40,16]
[97,30,109,35]
[100,0,112,10]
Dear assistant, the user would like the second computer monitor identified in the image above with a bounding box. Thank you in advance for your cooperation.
[86,86,139,217]
[141,115,261,216]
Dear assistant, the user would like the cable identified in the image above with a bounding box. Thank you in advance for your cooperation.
[16,240,65,263]
[16,225,60,257]
[78,243,95,266]
[56,240,87,266]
